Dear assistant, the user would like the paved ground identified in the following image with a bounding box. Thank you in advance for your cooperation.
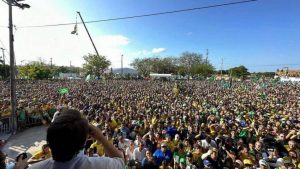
[2,125,47,162]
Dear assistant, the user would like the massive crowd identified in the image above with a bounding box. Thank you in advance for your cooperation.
[0,79,300,169]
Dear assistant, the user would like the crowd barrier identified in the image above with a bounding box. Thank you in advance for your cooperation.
[0,112,49,135]
[0,117,11,134]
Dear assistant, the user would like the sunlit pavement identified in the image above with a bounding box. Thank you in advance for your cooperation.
[2,125,47,162]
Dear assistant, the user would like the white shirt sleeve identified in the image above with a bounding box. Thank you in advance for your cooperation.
[90,157,125,169]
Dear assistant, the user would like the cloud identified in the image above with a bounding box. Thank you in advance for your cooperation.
[152,48,166,54]
[0,0,131,68]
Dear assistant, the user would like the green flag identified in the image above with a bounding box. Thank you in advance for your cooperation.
[209,76,215,82]
[260,93,267,100]
[58,87,69,95]
[239,129,248,138]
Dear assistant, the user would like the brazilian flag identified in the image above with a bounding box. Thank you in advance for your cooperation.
[58,87,69,95]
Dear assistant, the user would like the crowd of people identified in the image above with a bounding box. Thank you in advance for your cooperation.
[0,79,299,169]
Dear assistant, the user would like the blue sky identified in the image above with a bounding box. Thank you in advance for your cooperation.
[0,0,299,72]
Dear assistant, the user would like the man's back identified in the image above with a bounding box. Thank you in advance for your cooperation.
[29,151,124,169]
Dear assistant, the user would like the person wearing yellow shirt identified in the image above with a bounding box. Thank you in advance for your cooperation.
[284,140,300,156]
[162,135,175,152]
[192,144,203,164]
[109,118,118,130]
[28,144,52,164]
[90,140,105,156]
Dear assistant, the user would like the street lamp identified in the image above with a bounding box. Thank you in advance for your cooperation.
[3,0,30,133]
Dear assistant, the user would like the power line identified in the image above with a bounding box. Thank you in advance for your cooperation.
[16,0,257,29]
[247,63,300,68]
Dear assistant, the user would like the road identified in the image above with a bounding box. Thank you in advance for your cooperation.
[2,125,47,162]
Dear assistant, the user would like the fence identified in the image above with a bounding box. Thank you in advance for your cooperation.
[0,113,45,135]
[0,117,11,134]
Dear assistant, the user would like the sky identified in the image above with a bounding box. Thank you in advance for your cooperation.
[0,0,299,72]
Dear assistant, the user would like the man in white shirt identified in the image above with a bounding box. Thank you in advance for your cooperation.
[29,109,125,169]
[201,136,217,151]
[118,135,131,152]
[133,142,146,164]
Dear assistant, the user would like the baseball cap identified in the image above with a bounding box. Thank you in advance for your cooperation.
[161,143,167,147]
[259,159,269,166]
[243,159,253,165]
[186,152,193,158]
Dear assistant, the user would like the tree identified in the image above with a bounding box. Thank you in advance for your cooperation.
[228,65,249,79]
[130,58,150,76]
[255,72,275,78]
[191,63,215,77]
[83,54,111,77]
[18,62,52,79]
[0,64,10,79]
[177,52,203,77]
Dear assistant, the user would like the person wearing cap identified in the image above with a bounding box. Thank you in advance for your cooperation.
[243,159,253,169]
[201,148,223,168]
[203,159,212,169]
[259,159,270,169]
[153,143,173,166]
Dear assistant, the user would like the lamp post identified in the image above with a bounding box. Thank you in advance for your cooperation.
[6,0,30,133]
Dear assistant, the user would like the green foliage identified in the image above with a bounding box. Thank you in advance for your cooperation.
[18,62,52,79]
[177,66,186,77]
[52,66,82,77]
[255,72,275,78]
[191,64,215,77]
[130,57,177,77]
[130,51,214,77]
[0,64,10,79]
[130,58,150,76]
[83,54,111,77]
[228,65,249,80]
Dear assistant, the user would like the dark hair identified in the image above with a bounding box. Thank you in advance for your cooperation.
[47,109,89,162]
[0,151,6,169]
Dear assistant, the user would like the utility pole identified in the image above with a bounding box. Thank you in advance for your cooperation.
[76,11,100,57]
[50,57,53,68]
[206,49,209,64]
[7,0,30,133]
[221,57,223,79]
[9,0,17,133]
[70,61,72,68]
[121,54,123,79]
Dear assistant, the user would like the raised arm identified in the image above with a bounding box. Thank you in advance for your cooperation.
[89,125,124,160]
